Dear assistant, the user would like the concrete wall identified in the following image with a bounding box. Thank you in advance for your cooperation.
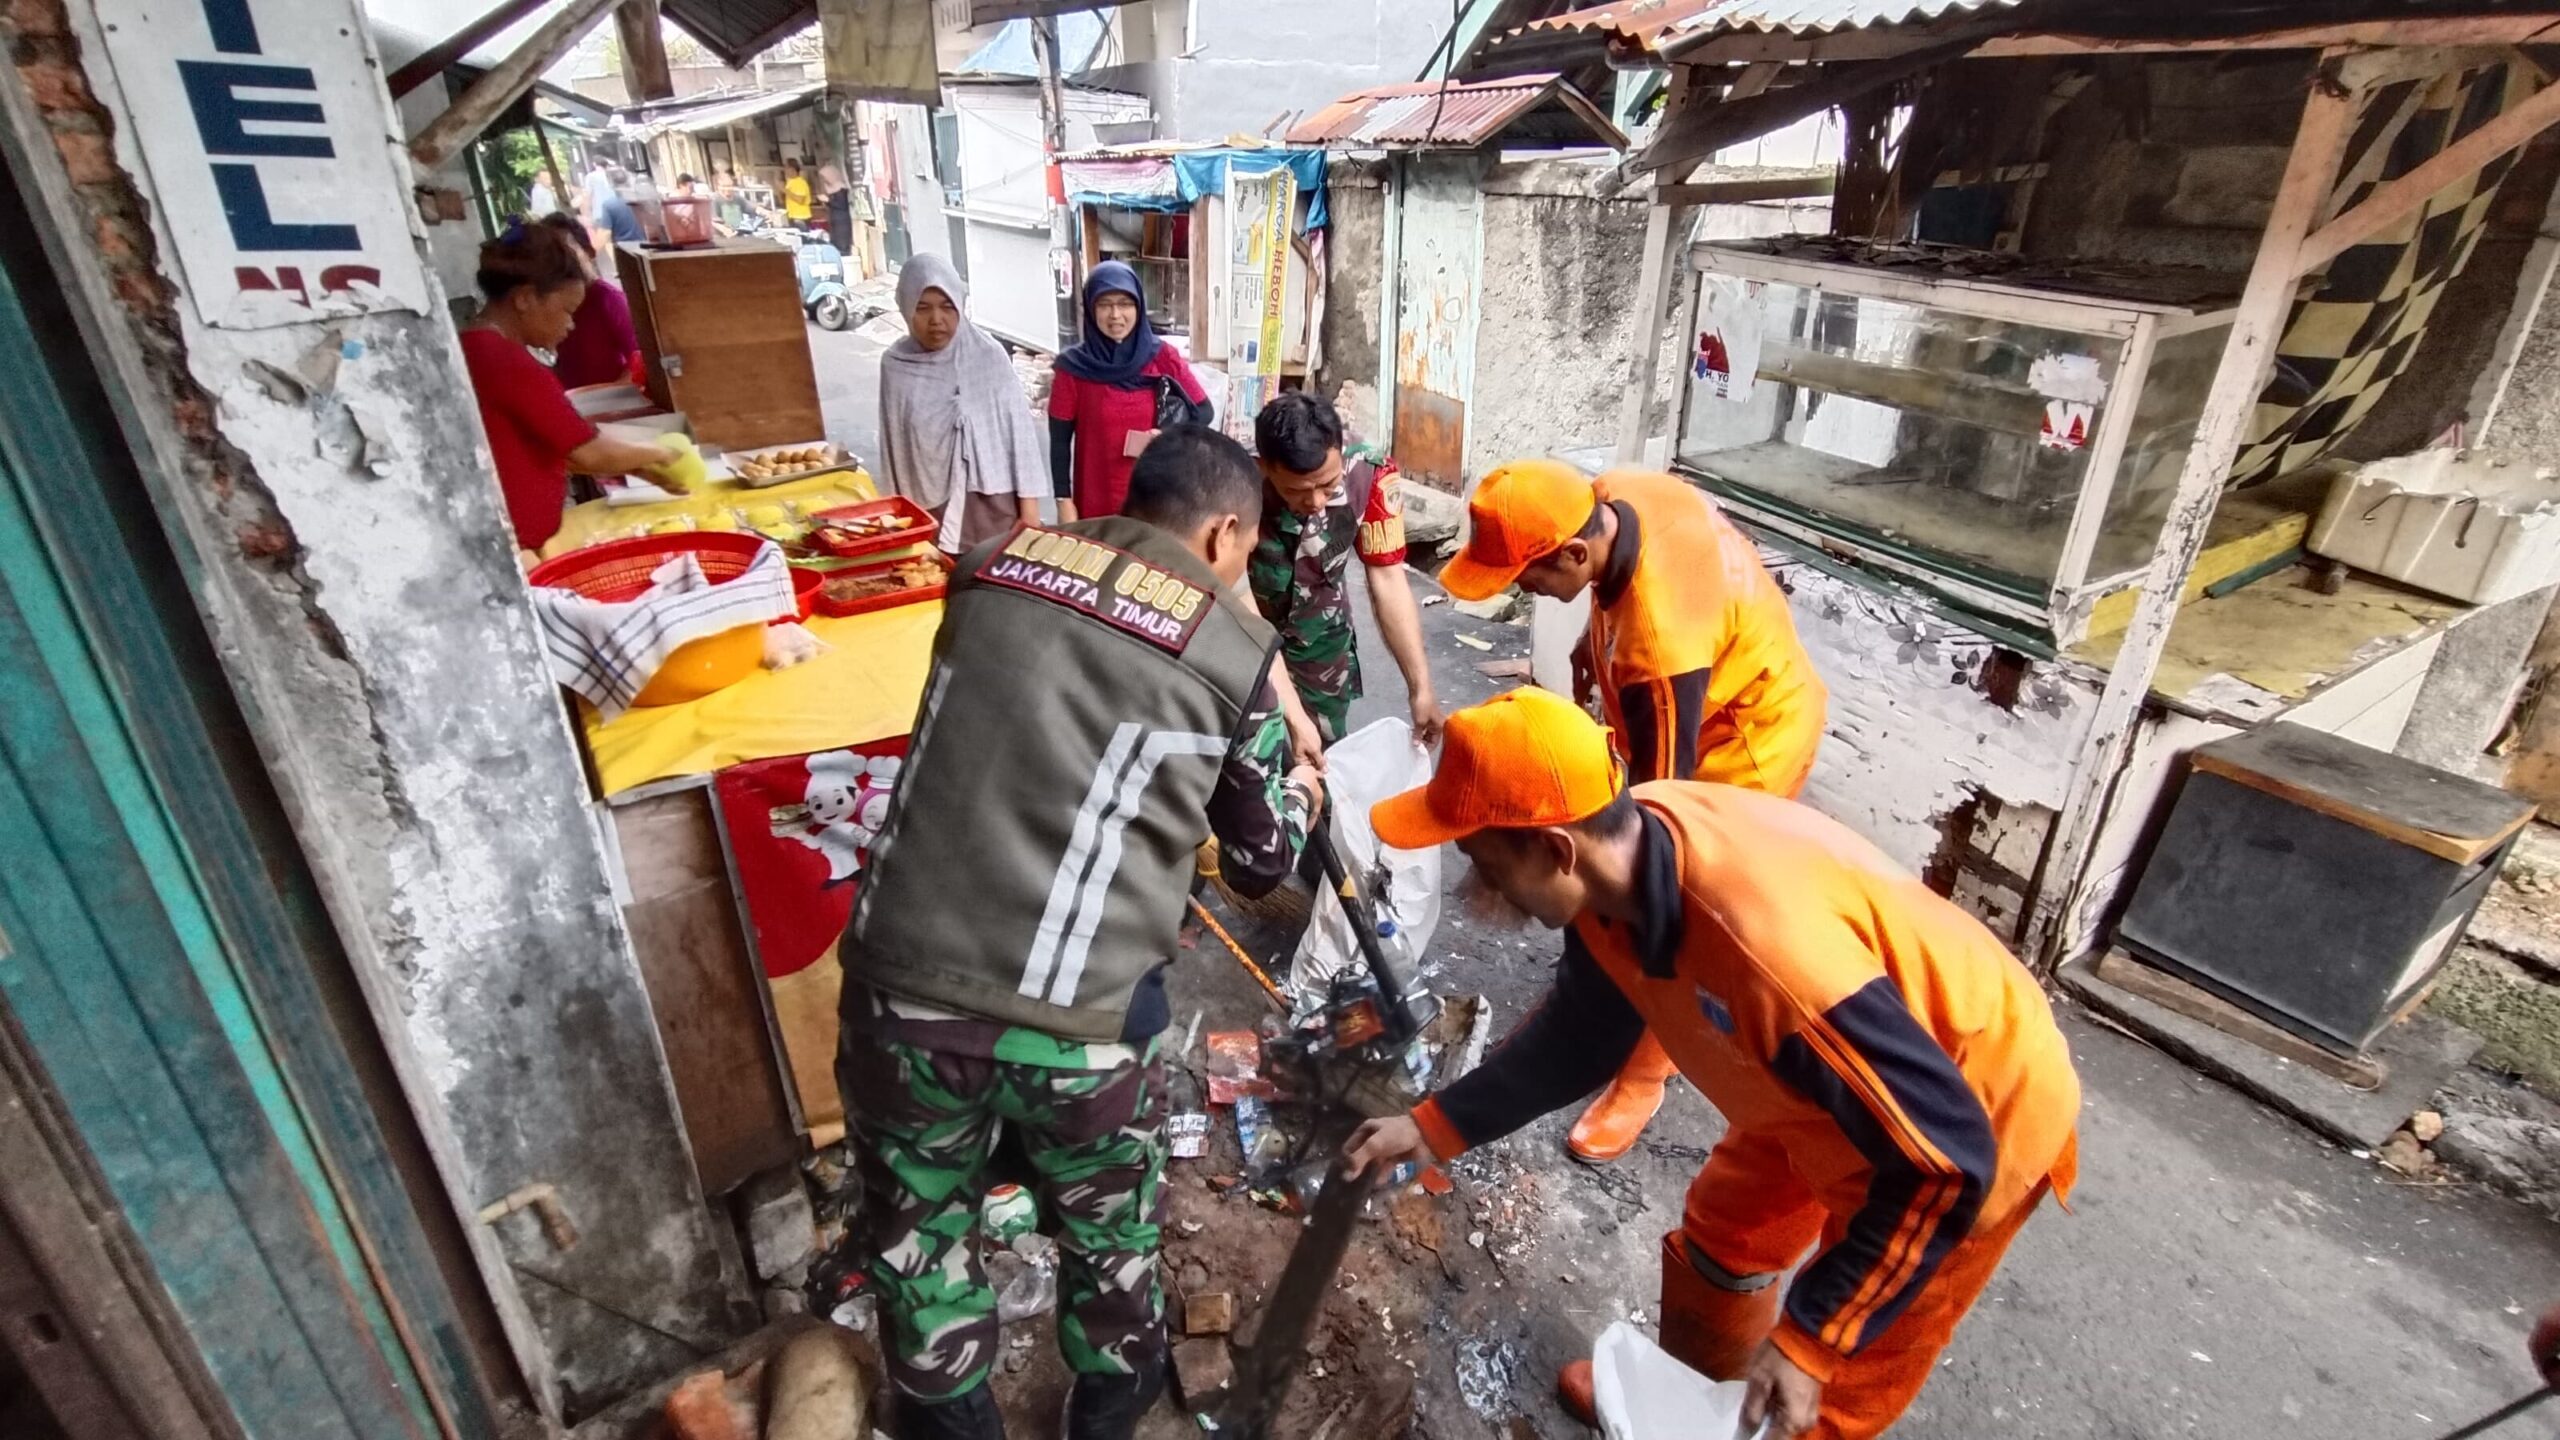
[1321,158,1385,399]
[1464,161,1827,482]
[6,0,754,1421]
[1092,0,1444,142]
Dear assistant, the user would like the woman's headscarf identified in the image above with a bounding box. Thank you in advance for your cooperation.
[1054,259,1163,389]
[878,254,1045,540]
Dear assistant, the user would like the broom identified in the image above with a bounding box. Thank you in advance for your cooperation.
[1195,835,1321,927]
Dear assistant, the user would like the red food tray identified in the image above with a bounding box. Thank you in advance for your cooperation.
[807,497,937,559]
[812,550,952,618]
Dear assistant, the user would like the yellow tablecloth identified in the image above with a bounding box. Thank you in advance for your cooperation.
[541,466,880,558]
[584,600,942,796]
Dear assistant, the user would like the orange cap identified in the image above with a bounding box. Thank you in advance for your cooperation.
[1437,460,1600,601]
[1373,687,1622,850]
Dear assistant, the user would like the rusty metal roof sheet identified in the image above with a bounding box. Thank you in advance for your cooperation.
[1507,0,2023,51]
[1285,73,1627,150]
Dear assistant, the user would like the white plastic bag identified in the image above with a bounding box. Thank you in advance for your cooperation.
[1290,717,1439,1002]
[1591,1321,1763,1440]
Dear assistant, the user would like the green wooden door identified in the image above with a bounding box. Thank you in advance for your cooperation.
[0,171,498,1437]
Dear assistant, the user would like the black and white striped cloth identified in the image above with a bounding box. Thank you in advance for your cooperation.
[532,542,796,716]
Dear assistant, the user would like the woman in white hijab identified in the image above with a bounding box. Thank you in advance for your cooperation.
[877,254,1048,553]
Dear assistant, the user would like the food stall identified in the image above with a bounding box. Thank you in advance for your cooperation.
[534,451,947,1189]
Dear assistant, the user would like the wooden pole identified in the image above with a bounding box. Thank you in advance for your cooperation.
[613,0,674,104]
[2299,72,2560,271]
[532,121,570,216]
[385,0,552,99]
[410,0,623,172]
[2028,56,2362,964]
[1030,14,1079,353]
[1614,195,1687,463]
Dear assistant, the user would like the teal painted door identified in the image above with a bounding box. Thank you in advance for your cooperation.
[0,172,497,1436]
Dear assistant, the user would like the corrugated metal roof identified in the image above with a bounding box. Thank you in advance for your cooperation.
[1286,73,1625,150]
[1506,0,2023,51]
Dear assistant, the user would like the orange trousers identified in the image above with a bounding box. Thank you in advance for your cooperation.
[1664,1128,2052,1440]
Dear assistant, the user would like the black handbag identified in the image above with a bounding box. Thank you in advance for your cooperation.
[1150,375,1193,430]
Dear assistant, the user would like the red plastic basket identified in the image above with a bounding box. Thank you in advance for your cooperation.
[532,532,808,626]
[807,497,938,560]
[812,550,952,618]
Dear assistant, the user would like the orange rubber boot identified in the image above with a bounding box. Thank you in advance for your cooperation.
[1568,1032,1678,1163]
[1557,1359,1599,1428]
[1656,1231,1781,1380]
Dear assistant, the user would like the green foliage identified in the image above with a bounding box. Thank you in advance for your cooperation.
[488,128,557,218]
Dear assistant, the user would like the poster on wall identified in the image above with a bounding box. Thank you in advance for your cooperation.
[89,0,435,327]
[1223,165,1297,439]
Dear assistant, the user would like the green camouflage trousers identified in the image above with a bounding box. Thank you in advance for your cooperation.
[838,1031,1168,1401]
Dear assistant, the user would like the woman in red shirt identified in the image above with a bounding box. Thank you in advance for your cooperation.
[458,222,684,552]
[1047,261,1211,520]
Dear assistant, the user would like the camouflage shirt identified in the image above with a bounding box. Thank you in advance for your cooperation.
[1248,452,1407,740]
[846,684,1312,1069]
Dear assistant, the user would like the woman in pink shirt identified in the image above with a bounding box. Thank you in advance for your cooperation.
[1047,261,1211,519]
[539,214,642,390]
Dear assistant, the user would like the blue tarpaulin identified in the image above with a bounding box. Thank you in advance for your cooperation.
[1065,148,1330,230]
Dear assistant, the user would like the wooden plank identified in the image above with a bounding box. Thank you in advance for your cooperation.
[2301,75,2560,272]
[408,0,622,170]
[1614,199,1681,463]
[2079,471,2327,639]
[1653,172,1837,205]
[612,788,799,1195]
[613,0,675,103]
[619,243,824,449]
[384,0,554,98]
[2030,56,2364,966]
[2095,950,2385,1085]
[2186,723,2533,865]
[1975,17,2560,59]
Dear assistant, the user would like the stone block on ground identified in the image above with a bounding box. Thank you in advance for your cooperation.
[1451,592,1524,623]
[743,1165,818,1281]
[1400,482,1465,549]
[1171,1337,1233,1407]
[1182,1291,1235,1336]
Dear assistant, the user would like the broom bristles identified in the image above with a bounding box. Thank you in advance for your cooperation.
[1196,836,1318,926]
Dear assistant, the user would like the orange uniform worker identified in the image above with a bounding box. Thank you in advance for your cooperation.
[1440,460,1828,1161]
[1346,689,2078,1439]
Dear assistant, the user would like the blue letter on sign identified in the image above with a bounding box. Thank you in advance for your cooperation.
[179,61,332,157]
[211,165,358,251]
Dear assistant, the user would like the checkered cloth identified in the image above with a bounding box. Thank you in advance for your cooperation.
[531,542,797,717]
[2232,62,2533,488]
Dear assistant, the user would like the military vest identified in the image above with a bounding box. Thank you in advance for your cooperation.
[845,517,1275,1040]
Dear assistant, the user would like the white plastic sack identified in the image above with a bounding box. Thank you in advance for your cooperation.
[1290,717,1440,1002]
[1591,1322,1764,1440]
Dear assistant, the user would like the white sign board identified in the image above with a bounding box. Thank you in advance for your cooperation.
[90,0,434,327]
[1222,165,1296,442]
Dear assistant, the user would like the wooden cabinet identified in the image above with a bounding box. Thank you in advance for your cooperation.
[615,240,823,450]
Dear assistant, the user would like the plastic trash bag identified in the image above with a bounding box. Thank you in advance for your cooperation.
[1290,717,1439,1003]
[1590,1322,1764,1440]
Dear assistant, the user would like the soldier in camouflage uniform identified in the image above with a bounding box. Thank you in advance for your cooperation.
[838,427,1319,1440]
[1249,392,1443,751]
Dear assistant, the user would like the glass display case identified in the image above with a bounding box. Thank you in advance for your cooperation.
[1674,238,2241,643]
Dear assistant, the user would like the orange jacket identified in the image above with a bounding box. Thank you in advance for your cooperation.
[1585,470,1826,792]
[1417,782,2078,1378]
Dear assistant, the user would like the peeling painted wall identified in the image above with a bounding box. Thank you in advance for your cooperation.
[1771,558,2102,926]
[13,0,753,1420]
[1464,162,1823,485]
[1319,159,1383,397]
